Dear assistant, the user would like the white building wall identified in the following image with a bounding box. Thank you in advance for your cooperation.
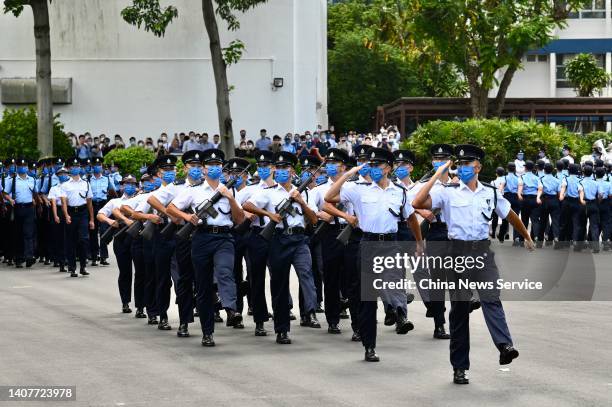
[0,0,328,141]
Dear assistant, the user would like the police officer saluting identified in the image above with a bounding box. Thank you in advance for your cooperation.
[412,144,533,385]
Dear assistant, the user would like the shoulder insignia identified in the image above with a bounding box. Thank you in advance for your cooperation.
[444,183,460,188]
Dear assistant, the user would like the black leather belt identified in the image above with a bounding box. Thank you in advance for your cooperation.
[565,196,579,200]
[14,202,33,208]
[68,205,87,212]
[280,226,305,235]
[362,232,396,241]
[199,225,232,234]
[450,239,490,251]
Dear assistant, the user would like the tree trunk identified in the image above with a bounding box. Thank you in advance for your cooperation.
[30,0,53,157]
[492,64,519,117]
[202,0,235,159]
[467,73,488,118]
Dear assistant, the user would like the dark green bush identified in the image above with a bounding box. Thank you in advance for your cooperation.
[103,147,155,180]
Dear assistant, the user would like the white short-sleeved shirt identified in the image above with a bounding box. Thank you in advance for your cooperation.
[407,180,448,224]
[47,184,66,206]
[60,178,92,207]
[430,181,511,241]
[312,178,356,224]
[247,184,317,229]
[339,181,414,233]
[171,180,237,227]
[236,182,270,227]
[99,195,132,217]
[123,192,152,212]
[142,180,194,213]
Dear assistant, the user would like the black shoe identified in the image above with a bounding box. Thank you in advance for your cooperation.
[497,233,505,243]
[15,263,23,269]
[79,267,89,276]
[339,309,349,319]
[276,332,291,344]
[384,308,397,326]
[433,325,450,339]
[26,258,36,268]
[315,303,325,313]
[177,323,190,337]
[247,307,253,316]
[328,324,341,334]
[535,240,543,249]
[512,238,521,247]
[308,312,321,328]
[499,344,519,365]
[134,308,146,318]
[233,322,245,329]
[59,266,67,273]
[147,316,159,325]
[469,299,481,313]
[406,293,415,304]
[364,348,379,362]
[70,271,78,278]
[214,311,223,323]
[255,322,267,336]
[90,260,98,267]
[225,309,243,327]
[395,315,414,335]
[545,239,553,247]
[122,304,132,314]
[158,319,172,330]
[351,330,361,342]
[453,369,469,384]
[201,334,215,347]
[289,311,296,321]
[100,259,110,266]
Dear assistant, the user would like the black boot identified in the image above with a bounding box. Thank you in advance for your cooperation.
[158,318,171,330]
[328,323,341,334]
[453,369,469,384]
[498,343,519,365]
[433,325,450,339]
[122,303,132,314]
[351,330,361,342]
[395,309,414,335]
[225,309,243,327]
[201,334,215,347]
[384,306,396,326]
[177,323,190,338]
[364,348,379,362]
[147,316,159,325]
[255,322,267,336]
[134,308,146,318]
[276,332,291,344]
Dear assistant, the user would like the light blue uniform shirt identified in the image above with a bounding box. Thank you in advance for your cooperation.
[90,175,115,201]
[563,175,581,198]
[540,174,561,196]
[504,173,520,194]
[110,172,122,189]
[555,172,566,181]
[520,172,541,196]
[579,178,599,200]
[597,179,611,200]
[4,175,38,203]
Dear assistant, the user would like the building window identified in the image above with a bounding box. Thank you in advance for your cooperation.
[556,53,605,88]
[525,54,548,63]
[568,0,606,19]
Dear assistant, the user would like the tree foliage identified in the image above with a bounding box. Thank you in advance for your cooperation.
[0,107,72,160]
[103,147,156,180]
[565,53,611,97]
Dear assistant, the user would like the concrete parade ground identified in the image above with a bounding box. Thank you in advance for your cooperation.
[0,244,610,407]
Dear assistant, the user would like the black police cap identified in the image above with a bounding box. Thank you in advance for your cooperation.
[355,144,372,158]
[430,144,454,158]
[455,144,485,162]
[300,155,322,169]
[153,155,177,169]
[120,174,138,184]
[367,148,394,165]
[92,157,103,165]
[274,152,298,167]
[202,148,225,164]
[182,150,204,165]
[16,157,29,167]
[54,157,65,166]
[325,148,349,164]
[254,150,275,163]
[224,158,250,173]
[393,149,416,164]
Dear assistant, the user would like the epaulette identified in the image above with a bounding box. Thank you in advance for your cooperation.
[355,181,371,185]
[173,178,186,185]
[263,184,278,190]
[444,183,459,188]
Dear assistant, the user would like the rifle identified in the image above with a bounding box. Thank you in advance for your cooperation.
[175,164,253,240]
[259,163,324,241]
[159,221,178,239]
[336,223,354,246]
[312,203,345,241]
[101,221,127,245]
[233,218,252,235]
[126,218,144,239]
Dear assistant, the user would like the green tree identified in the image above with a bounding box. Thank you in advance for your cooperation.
[122,0,268,159]
[103,147,156,180]
[3,0,54,156]
[380,0,589,117]
[0,107,72,160]
[565,53,610,97]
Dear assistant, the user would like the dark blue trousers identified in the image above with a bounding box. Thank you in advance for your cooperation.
[521,195,542,240]
[154,231,176,320]
[500,192,522,241]
[115,234,133,305]
[51,213,66,266]
[538,195,560,240]
[14,203,35,262]
[65,207,89,270]
[246,228,270,324]
[90,200,109,261]
[321,226,345,325]
[191,231,235,335]
[174,236,194,324]
[599,199,610,242]
[142,234,158,316]
[560,197,583,243]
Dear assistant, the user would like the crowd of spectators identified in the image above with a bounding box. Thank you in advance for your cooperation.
[66,125,403,159]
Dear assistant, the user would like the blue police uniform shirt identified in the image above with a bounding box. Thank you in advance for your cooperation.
[38,174,54,194]
[90,174,115,201]
[504,173,519,193]
[555,172,566,182]
[51,173,60,187]
[563,175,581,198]
[4,175,38,203]
[541,174,561,196]
[111,172,122,189]
[520,172,541,195]
[579,177,599,200]
[597,179,611,200]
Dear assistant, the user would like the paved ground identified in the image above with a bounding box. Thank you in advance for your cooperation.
[0,245,611,407]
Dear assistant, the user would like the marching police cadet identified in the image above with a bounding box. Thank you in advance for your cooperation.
[235,150,276,336]
[243,151,320,344]
[536,163,562,249]
[559,164,584,250]
[0,160,8,263]
[89,157,115,266]
[97,175,147,315]
[167,148,245,347]
[499,162,522,245]
[36,158,54,265]
[595,167,611,250]
[48,167,70,272]
[2,158,39,268]
[60,158,94,277]
[517,161,543,244]
[324,148,424,362]
[579,165,602,253]
[146,153,199,337]
[1,158,18,265]
[490,167,506,240]
[412,144,533,384]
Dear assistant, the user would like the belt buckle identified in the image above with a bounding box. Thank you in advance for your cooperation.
[211,226,219,234]
[286,227,294,235]
[378,234,385,241]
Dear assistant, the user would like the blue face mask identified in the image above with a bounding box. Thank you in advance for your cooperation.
[143,181,155,192]
[162,171,176,184]
[28,169,36,177]
[93,165,103,174]
[517,154,524,160]
[369,166,385,183]
[316,175,328,185]
[457,165,476,183]
[358,163,370,177]
[70,167,81,176]
[301,171,312,184]
[103,169,110,176]
[42,167,50,175]
[207,165,222,180]
[153,177,162,188]
[231,175,243,188]
[17,166,28,175]
[85,166,92,174]
[124,184,137,196]
[188,167,203,181]
[395,166,410,180]
[80,168,86,176]
[274,169,290,184]
[432,161,448,173]
[257,166,271,180]
[59,175,70,183]
[325,163,338,178]
[9,165,16,175]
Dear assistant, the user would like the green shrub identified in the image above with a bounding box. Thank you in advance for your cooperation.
[0,106,73,160]
[103,147,155,180]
